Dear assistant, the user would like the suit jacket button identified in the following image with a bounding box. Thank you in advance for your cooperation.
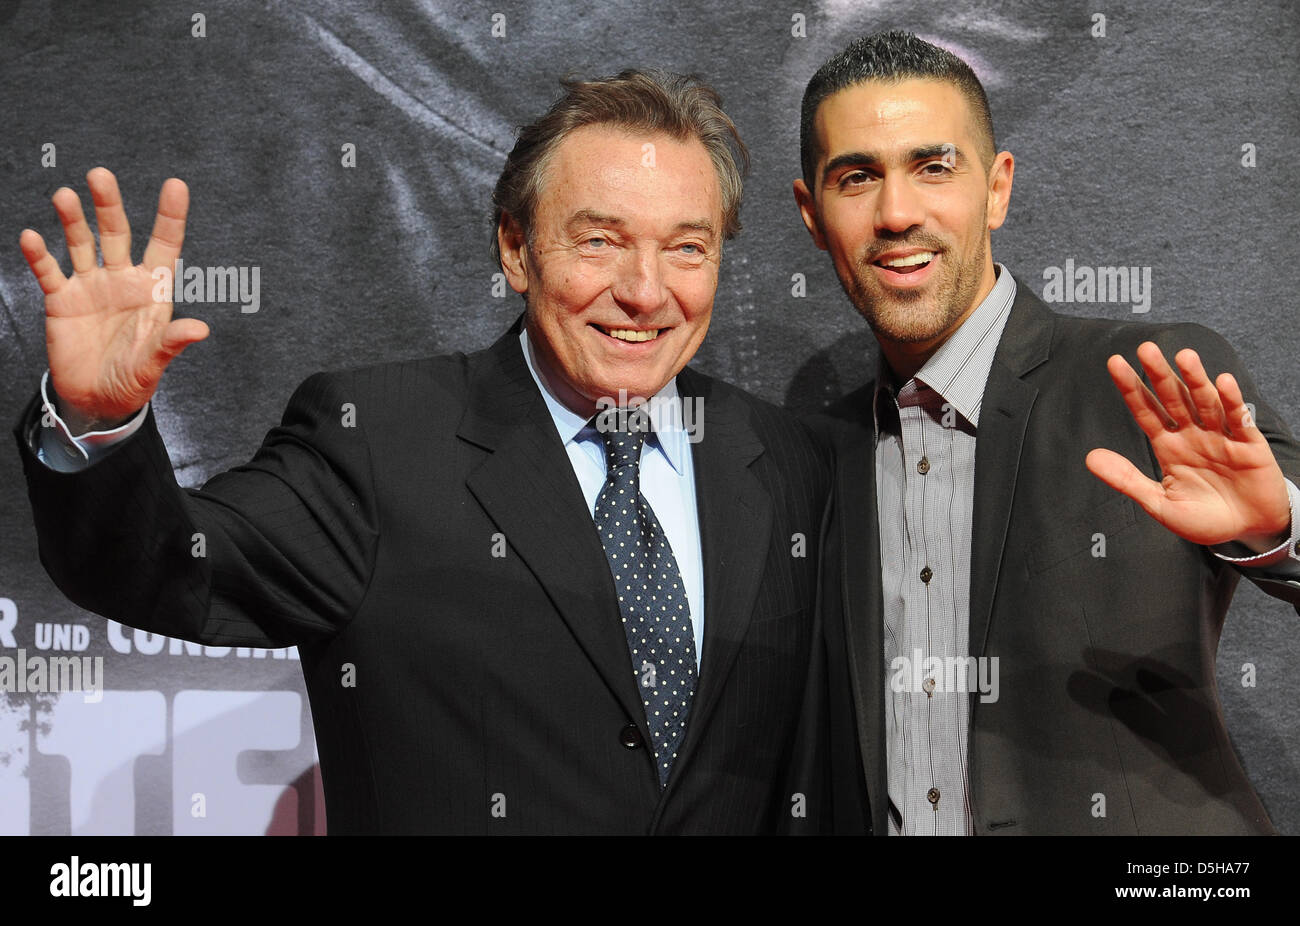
[620,724,643,749]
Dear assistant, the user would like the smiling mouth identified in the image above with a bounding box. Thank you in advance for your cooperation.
[873,251,936,274]
[591,323,665,342]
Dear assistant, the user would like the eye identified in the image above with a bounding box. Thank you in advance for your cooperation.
[921,160,953,176]
[679,242,702,255]
[838,169,872,189]
[577,235,615,255]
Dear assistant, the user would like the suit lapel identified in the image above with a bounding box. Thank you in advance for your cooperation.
[968,285,1053,659]
[459,322,647,728]
[831,392,890,836]
[659,367,772,794]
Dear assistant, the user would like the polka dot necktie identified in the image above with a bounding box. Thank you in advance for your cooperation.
[594,413,698,788]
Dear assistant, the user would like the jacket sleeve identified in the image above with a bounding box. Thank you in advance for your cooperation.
[12,371,380,648]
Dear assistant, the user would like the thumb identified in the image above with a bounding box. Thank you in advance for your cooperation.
[156,317,210,363]
[1086,447,1165,520]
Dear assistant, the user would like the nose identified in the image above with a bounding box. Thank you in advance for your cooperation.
[610,246,667,313]
[874,172,925,236]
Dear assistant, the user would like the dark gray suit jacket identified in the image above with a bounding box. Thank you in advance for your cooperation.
[814,283,1300,835]
[15,320,831,834]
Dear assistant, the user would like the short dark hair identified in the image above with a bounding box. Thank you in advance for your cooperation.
[799,31,996,190]
[492,68,749,262]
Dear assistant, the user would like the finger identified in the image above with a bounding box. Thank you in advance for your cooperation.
[1106,353,1177,440]
[142,178,189,272]
[156,317,209,364]
[1216,371,1266,442]
[19,229,69,295]
[1085,448,1166,521]
[51,186,97,274]
[1136,341,1201,429]
[1173,347,1227,433]
[87,167,132,270]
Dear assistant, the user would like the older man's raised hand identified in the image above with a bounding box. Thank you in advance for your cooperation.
[19,167,208,435]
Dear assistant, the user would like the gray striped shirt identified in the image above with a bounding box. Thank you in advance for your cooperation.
[874,265,1016,836]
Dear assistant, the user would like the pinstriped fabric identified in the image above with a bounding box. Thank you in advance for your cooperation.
[13,323,831,834]
[874,267,1016,835]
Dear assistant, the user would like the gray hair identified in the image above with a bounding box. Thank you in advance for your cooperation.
[492,68,749,261]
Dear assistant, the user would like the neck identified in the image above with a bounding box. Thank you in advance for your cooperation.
[523,318,601,418]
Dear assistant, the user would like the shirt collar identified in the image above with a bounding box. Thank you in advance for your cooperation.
[873,263,1017,433]
[519,325,690,476]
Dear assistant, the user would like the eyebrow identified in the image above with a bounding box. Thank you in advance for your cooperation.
[820,144,966,186]
[565,210,717,237]
[566,210,624,230]
[673,219,717,236]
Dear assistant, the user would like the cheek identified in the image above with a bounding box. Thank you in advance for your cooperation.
[825,233,864,274]
[560,261,613,305]
[537,259,600,314]
[821,228,864,266]
[823,198,869,239]
[679,277,718,320]
[937,195,981,237]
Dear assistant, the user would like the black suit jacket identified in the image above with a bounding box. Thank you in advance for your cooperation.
[814,283,1300,835]
[15,321,831,834]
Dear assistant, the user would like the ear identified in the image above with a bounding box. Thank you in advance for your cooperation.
[497,212,530,294]
[985,151,1015,232]
[793,178,827,251]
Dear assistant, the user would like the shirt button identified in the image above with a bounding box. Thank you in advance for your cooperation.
[619,723,643,749]
[927,788,940,806]
[917,456,930,475]
[920,566,933,584]
[1294,540,1300,556]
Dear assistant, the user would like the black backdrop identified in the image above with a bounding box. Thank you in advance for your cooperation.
[2,0,1298,834]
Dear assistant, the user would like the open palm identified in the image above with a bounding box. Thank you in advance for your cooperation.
[19,167,208,432]
[1086,341,1291,550]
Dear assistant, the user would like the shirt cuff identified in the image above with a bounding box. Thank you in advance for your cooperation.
[32,370,149,473]
[1211,477,1300,574]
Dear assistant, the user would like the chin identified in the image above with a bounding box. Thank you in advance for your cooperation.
[590,384,653,404]
[587,373,664,404]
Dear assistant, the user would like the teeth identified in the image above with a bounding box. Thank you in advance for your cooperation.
[603,327,660,342]
[882,251,935,268]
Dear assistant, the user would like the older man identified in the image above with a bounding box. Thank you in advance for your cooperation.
[796,32,1300,835]
[14,70,829,834]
